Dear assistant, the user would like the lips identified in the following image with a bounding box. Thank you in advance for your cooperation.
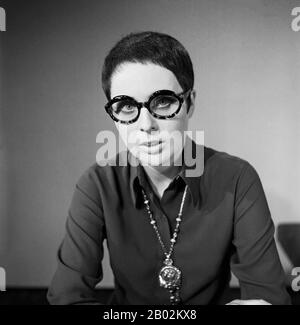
[140,140,162,147]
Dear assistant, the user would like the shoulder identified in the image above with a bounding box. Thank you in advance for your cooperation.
[75,150,129,194]
[203,146,260,186]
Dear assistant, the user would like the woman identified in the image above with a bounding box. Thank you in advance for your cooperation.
[47,31,291,305]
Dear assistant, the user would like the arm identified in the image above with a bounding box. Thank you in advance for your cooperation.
[47,168,106,305]
[230,162,291,305]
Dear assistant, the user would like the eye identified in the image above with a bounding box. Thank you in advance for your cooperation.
[158,99,171,107]
[152,95,178,109]
[112,100,136,114]
[122,104,135,112]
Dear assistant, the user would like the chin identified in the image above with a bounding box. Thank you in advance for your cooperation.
[134,150,176,167]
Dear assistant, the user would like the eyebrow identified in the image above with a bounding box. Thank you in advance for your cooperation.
[111,89,175,101]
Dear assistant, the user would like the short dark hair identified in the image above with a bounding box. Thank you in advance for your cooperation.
[101,31,194,101]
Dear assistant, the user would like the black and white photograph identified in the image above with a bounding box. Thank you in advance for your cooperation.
[0,0,299,309]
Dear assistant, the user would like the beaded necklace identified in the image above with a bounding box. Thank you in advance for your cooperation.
[141,185,188,304]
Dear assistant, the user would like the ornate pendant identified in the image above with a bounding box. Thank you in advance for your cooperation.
[158,258,181,290]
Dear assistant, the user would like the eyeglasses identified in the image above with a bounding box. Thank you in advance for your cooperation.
[105,89,191,124]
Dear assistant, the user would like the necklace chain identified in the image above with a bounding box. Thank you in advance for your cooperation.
[141,185,188,305]
[141,185,188,261]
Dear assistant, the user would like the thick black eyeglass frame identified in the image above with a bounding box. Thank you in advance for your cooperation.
[105,89,192,124]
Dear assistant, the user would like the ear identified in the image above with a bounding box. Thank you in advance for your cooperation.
[187,89,196,118]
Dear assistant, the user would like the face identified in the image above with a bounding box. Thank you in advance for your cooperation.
[110,62,195,169]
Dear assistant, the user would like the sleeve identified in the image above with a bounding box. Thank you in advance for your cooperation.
[230,162,291,305]
[47,168,106,305]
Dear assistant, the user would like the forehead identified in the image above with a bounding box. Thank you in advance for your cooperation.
[110,62,182,100]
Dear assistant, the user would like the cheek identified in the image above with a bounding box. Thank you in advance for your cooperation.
[162,118,188,133]
[116,125,139,149]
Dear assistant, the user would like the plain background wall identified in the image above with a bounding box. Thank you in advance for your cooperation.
[0,0,299,288]
[0,1,7,259]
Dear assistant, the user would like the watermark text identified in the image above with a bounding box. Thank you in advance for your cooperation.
[96,130,204,177]
[0,267,6,291]
[0,7,6,32]
[291,267,300,292]
[291,7,300,32]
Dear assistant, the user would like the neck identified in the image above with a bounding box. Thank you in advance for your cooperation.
[143,164,181,184]
[143,165,180,200]
[142,151,183,199]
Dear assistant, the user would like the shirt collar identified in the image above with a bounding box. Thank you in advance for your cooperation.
[128,137,205,208]
[128,151,143,208]
[177,137,204,205]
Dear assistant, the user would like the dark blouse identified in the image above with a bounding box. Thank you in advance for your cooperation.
[47,141,291,305]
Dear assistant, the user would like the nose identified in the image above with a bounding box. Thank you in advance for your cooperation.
[137,106,158,133]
